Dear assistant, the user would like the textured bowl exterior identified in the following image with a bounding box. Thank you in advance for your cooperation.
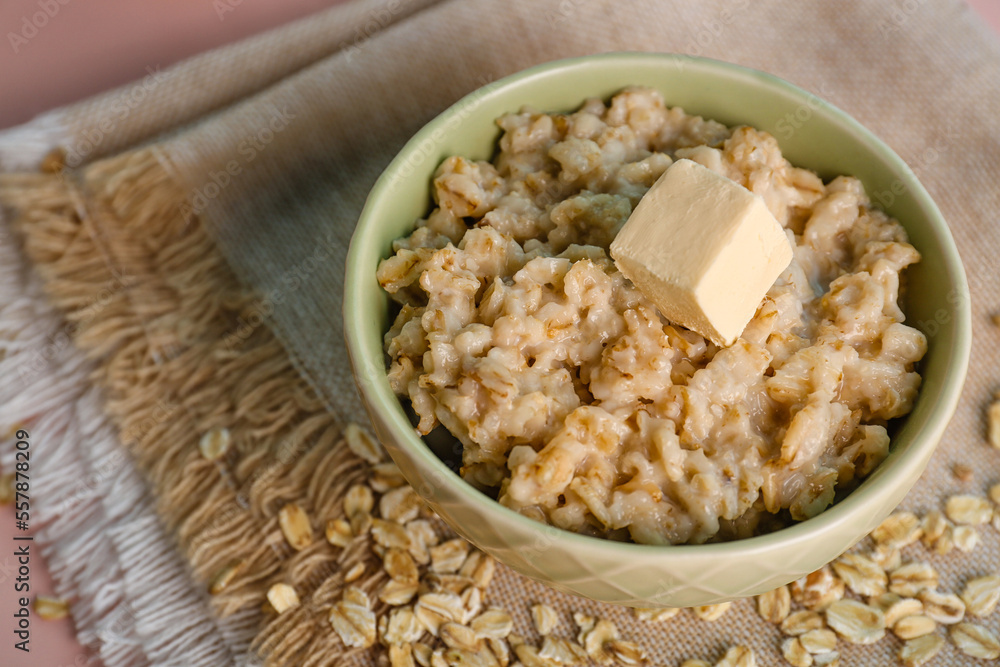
[344,53,971,607]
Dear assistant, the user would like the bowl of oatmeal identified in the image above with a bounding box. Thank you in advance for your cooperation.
[344,53,970,606]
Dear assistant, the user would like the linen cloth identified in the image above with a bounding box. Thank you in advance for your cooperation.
[2,0,1000,664]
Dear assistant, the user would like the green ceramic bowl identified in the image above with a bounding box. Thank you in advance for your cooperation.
[344,53,971,607]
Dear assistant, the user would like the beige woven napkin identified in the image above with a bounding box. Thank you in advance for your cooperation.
[3,0,1000,665]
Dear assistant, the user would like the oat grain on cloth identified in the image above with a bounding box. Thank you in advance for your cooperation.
[1,0,999,665]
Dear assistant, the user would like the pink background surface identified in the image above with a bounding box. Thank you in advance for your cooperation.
[1,1,998,665]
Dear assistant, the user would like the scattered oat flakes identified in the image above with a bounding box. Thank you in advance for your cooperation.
[471,608,513,639]
[573,610,596,639]
[415,591,465,628]
[953,525,979,552]
[933,525,955,556]
[920,511,948,547]
[344,484,374,518]
[343,562,365,583]
[380,486,422,523]
[581,618,619,664]
[372,517,411,550]
[988,401,1000,449]
[406,520,439,565]
[831,553,886,597]
[756,585,791,624]
[872,512,923,550]
[989,483,1000,506]
[461,550,496,589]
[379,578,419,606]
[413,642,433,667]
[798,628,836,654]
[33,596,69,620]
[811,651,839,667]
[370,461,407,492]
[382,606,424,645]
[198,426,231,460]
[266,583,299,613]
[389,644,417,667]
[531,603,559,636]
[679,661,712,667]
[208,559,244,595]
[693,601,732,622]
[430,539,469,574]
[539,635,588,664]
[605,639,646,665]
[516,640,554,667]
[485,637,509,667]
[869,544,902,572]
[781,610,826,636]
[918,589,965,624]
[892,614,936,640]
[460,585,482,623]
[898,633,944,667]
[960,575,1000,617]
[344,422,384,464]
[952,463,974,482]
[889,562,938,597]
[634,606,682,623]
[781,637,812,667]
[791,567,844,611]
[715,645,755,667]
[825,599,885,645]
[278,502,313,551]
[329,586,376,648]
[384,547,419,584]
[440,622,478,651]
[871,594,920,628]
[326,518,353,547]
[945,495,993,525]
[950,622,1000,660]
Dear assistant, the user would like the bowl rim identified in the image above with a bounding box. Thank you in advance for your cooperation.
[344,52,972,558]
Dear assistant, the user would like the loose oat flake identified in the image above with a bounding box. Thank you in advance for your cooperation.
[278,502,313,551]
[950,622,1000,660]
[693,601,732,622]
[781,610,826,636]
[329,586,377,649]
[918,589,965,625]
[898,633,944,667]
[756,585,791,624]
[960,574,1000,617]
[889,562,938,598]
[871,512,922,550]
[781,637,812,667]
[344,422,384,464]
[634,606,681,623]
[471,608,513,640]
[198,426,231,460]
[944,495,993,525]
[831,553,886,597]
[715,645,756,667]
[266,583,299,614]
[531,603,559,636]
[798,628,837,654]
[988,401,1000,449]
[33,596,69,620]
[824,599,885,644]
[892,614,936,640]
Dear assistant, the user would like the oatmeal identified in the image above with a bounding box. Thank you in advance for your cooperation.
[377,87,926,545]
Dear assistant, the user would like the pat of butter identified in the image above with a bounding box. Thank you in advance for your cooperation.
[610,158,793,347]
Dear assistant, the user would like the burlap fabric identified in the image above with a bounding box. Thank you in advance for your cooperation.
[1,0,999,665]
